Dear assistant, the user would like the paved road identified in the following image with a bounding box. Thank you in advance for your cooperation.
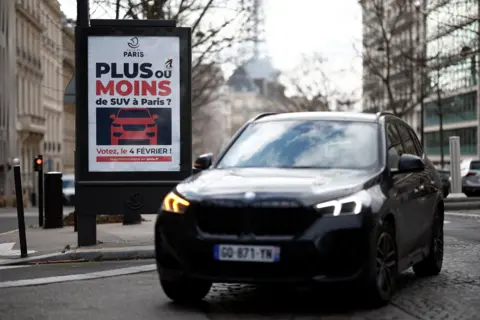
[0,218,479,319]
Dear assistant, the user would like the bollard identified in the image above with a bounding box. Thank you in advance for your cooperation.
[73,211,77,232]
[44,172,64,229]
[34,155,44,227]
[447,136,467,198]
[12,158,28,257]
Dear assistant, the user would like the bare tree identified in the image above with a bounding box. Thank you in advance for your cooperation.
[359,0,434,116]
[93,0,253,111]
[280,53,358,112]
[93,0,255,156]
[427,0,479,54]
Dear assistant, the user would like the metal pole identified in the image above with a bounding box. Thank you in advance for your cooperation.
[448,136,466,198]
[76,0,97,246]
[77,0,89,28]
[38,156,43,227]
[13,158,28,258]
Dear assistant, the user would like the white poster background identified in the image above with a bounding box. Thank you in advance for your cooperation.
[87,36,181,172]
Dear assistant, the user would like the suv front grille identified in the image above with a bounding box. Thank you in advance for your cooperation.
[194,200,318,236]
[123,124,146,131]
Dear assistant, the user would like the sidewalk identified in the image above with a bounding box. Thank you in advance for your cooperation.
[0,214,155,266]
[0,206,75,217]
[445,209,480,220]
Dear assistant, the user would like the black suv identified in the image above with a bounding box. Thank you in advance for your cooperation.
[155,112,444,307]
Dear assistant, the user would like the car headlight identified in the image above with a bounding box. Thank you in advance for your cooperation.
[314,190,372,216]
[162,192,190,214]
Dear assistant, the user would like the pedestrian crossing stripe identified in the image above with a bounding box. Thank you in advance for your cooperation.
[0,265,29,270]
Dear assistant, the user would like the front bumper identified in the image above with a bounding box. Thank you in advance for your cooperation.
[155,209,374,284]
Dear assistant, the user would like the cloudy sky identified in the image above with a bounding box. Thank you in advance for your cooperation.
[59,0,362,101]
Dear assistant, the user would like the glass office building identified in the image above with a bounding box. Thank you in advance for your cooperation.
[423,0,479,164]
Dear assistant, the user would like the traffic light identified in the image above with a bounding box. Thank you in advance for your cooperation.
[34,155,43,172]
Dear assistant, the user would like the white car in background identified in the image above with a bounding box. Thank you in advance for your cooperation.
[459,158,480,196]
[62,174,75,205]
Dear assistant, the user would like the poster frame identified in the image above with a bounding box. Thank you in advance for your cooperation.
[76,23,192,183]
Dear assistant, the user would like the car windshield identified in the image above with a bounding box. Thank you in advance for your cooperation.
[62,179,74,188]
[117,109,150,118]
[216,120,379,170]
[470,161,480,170]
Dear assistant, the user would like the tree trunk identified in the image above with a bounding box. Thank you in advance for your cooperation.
[437,88,445,168]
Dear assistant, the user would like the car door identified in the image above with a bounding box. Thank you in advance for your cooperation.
[403,124,438,248]
[386,122,422,259]
[395,124,428,251]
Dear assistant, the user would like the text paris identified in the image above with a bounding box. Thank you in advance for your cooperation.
[96,98,172,106]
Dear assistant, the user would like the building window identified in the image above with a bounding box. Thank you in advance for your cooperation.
[425,126,477,155]
[424,91,477,125]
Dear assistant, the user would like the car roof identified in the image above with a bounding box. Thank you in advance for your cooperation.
[254,111,382,123]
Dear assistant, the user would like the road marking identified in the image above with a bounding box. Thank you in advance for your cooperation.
[445,221,451,224]
[0,264,157,288]
[0,229,18,236]
[0,265,29,270]
[0,242,37,256]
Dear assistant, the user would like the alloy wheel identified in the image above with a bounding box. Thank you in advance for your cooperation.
[375,232,396,296]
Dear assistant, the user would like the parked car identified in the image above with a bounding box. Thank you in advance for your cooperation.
[155,112,444,307]
[459,158,480,196]
[62,174,75,206]
[437,169,450,198]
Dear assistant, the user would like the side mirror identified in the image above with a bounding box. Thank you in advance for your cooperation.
[193,153,213,174]
[394,154,425,174]
[109,114,116,120]
[152,114,159,120]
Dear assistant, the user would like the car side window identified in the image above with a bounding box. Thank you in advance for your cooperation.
[396,124,417,155]
[407,128,423,156]
[387,124,403,169]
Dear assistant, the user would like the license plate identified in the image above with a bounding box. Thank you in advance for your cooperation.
[213,244,280,263]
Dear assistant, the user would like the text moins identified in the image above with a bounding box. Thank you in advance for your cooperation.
[96,80,171,96]
[96,63,171,79]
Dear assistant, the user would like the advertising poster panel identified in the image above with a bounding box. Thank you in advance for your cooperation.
[87,36,180,172]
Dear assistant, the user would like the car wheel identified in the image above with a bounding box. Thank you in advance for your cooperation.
[362,221,398,307]
[160,278,212,303]
[412,207,443,277]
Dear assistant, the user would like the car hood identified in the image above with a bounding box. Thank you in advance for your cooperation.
[177,168,381,205]
[113,118,154,125]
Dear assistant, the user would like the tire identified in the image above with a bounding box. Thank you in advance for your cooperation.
[413,207,443,277]
[361,221,398,308]
[160,278,212,303]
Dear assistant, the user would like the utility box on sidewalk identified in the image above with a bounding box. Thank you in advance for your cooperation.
[44,172,64,229]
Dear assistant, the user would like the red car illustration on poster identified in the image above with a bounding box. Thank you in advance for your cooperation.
[109,108,159,145]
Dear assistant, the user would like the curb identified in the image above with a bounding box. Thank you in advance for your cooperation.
[445,202,480,211]
[445,212,480,220]
[0,245,155,266]
[445,197,480,203]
